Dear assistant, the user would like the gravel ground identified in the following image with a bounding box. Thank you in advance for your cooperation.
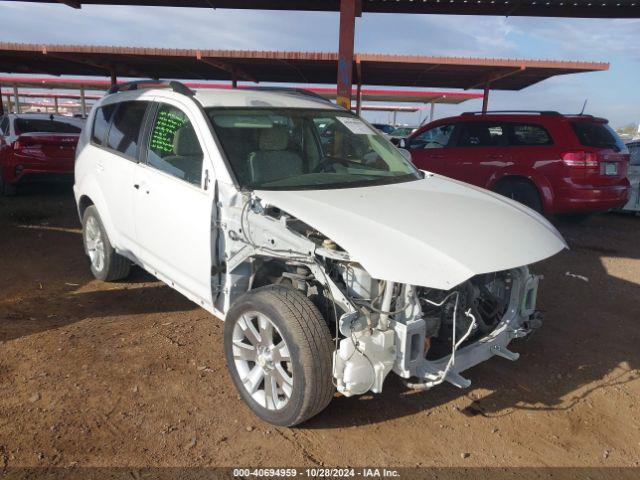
[0,186,639,470]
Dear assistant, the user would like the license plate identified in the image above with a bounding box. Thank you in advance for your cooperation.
[604,162,618,176]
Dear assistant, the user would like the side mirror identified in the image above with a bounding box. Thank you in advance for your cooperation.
[398,148,412,162]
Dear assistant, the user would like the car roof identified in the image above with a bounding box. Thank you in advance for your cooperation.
[7,112,78,120]
[425,112,609,125]
[100,87,342,111]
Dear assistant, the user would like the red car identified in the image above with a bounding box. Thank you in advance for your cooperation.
[0,113,83,196]
[402,111,630,217]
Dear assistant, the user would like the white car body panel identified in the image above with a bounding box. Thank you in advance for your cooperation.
[73,86,569,414]
[257,175,567,290]
[131,95,216,310]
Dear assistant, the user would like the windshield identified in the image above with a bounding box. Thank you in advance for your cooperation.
[206,108,422,190]
[570,121,626,151]
[391,127,415,137]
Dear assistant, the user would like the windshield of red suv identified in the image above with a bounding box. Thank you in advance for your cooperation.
[207,108,422,190]
[570,120,627,152]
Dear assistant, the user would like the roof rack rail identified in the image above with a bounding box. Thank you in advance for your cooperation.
[243,86,333,104]
[107,80,195,96]
[461,110,561,116]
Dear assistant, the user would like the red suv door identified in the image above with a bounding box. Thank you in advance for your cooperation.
[445,121,510,186]
[406,123,456,175]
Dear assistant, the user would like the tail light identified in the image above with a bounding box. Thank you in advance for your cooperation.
[561,151,599,168]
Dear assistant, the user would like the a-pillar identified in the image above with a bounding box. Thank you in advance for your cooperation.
[482,83,491,114]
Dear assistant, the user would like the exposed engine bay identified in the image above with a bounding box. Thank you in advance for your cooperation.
[215,192,545,398]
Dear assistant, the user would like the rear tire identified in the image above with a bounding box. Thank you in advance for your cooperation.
[82,206,131,281]
[494,179,543,214]
[224,285,334,427]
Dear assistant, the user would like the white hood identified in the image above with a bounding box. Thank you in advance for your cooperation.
[256,175,567,290]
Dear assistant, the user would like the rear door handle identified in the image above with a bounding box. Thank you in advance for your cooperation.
[96,161,104,172]
[134,184,140,189]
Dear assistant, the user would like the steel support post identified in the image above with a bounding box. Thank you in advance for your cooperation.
[337,0,360,109]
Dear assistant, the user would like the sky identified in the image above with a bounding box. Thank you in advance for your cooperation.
[1,2,639,128]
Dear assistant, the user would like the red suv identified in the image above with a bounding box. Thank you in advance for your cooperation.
[0,113,83,196]
[402,111,630,217]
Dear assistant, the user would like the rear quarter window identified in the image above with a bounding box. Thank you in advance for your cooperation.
[15,117,81,135]
[571,121,626,151]
[509,123,553,146]
[0,116,9,135]
[91,104,118,145]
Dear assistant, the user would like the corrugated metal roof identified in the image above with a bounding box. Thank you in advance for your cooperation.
[5,0,640,18]
[0,43,609,91]
[0,77,483,104]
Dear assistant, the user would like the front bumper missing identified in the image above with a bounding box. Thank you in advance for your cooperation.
[411,268,542,390]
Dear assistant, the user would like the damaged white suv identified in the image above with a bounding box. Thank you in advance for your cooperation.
[74,82,566,426]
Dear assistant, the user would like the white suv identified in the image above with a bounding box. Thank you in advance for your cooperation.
[74,82,566,426]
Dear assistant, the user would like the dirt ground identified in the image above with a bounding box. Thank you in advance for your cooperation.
[0,185,639,470]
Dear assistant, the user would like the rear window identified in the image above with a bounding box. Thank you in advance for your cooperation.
[105,101,148,159]
[14,117,81,135]
[571,121,626,151]
[509,123,553,146]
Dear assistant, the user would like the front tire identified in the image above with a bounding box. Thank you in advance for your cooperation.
[0,174,17,196]
[494,179,543,214]
[224,285,334,426]
[82,206,131,281]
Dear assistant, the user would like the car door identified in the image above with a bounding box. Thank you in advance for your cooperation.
[91,101,148,250]
[133,99,214,310]
[448,121,510,186]
[406,123,456,175]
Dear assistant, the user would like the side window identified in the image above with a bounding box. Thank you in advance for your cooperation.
[457,122,506,147]
[106,101,148,159]
[509,123,553,146]
[410,124,455,149]
[91,104,117,146]
[146,103,204,187]
[0,116,8,135]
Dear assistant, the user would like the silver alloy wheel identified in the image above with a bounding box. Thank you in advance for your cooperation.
[84,216,105,272]
[232,311,293,411]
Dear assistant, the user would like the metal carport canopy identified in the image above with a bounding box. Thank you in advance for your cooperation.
[2,0,637,112]
[9,0,640,18]
[0,44,607,91]
[0,76,482,104]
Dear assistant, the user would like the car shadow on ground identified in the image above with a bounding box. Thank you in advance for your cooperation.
[0,186,198,343]
[0,281,197,343]
[303,214,640,429]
